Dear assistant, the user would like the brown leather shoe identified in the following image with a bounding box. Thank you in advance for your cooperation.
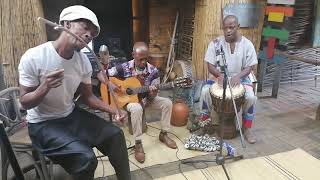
[134,141,145,163]
[159,131,177,149]
[243,128,256,144]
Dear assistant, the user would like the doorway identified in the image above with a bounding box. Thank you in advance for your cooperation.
[85,0,133,59]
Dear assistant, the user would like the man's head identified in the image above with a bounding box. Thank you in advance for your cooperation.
[59,5,100,49]
[132,42,149,70]
[222,15,240,42]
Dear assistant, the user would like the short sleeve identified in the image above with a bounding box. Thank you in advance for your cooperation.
[244,40,258,68]
[204,41,217,65]
[80,53,93,84]
[107,66,118,76]
[18,51,39,87]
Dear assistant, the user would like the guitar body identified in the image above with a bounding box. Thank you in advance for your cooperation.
[100,76,192,109]
[100,77,141,108]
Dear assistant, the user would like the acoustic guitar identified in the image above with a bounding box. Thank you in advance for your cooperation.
[100,76,192,108]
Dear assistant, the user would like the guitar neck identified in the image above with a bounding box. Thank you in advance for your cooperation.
[130,82,175,94]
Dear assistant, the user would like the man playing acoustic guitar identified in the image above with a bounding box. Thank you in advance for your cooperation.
[98,42,177,163]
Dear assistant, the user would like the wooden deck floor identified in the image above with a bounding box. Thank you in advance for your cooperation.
[3,80,320,180]
[106,80,320,180]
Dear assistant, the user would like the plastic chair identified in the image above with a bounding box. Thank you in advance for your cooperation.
[0,87,53,180]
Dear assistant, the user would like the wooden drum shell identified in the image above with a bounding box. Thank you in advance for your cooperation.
[210,84,245,139]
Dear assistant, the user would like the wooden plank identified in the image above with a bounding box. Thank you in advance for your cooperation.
[265,6,294,17]
[267,0,295,5]
[262,27,289,41]
[268,12,285,22]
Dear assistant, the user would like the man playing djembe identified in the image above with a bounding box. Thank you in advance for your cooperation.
[198,15,258,144]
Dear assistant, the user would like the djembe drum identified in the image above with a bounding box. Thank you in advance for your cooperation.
[210,83,245,139]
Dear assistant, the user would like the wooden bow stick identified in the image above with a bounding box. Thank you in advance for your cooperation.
[37,17,123,118]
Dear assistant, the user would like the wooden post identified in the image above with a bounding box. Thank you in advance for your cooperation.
[313,0,320,47]
[257,59,266,92]
[132,0,149,43]
[0,65,5,91]
[272,62,283,98]
[316,104,320,121]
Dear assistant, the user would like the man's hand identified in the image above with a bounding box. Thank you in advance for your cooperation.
[111,109,127,126]
[148,85,158,98]
[97,71,106,84]
[230,75,241,87]
[44,69,64,89]
[217,74,224,86]
[97,71,121,93]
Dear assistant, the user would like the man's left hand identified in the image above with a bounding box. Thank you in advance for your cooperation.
[230,76,241,87]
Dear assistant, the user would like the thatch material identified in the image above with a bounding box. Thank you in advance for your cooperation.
[192,0,266,80]
[0,0,47,87]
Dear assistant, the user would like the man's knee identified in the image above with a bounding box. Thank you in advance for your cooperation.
[71,151,97,180]
[201,84,211,95]
[245,94,257,105]
[77,151,98,173]
[128,103,143,113]
[110,131,128,151]
[163,98,173,109]
[112,130,126,143]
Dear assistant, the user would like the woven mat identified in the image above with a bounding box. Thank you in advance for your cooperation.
[94,121,208,177]
[155,148,320,180]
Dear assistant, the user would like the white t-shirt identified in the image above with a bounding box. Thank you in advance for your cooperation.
[18,42,92,123]
[204,36,257,77]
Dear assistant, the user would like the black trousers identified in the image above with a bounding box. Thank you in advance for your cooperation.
[28,106,131,180]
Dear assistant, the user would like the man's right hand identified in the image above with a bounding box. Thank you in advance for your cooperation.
[44,69,64,89]
[111,109,127,126]
[97,71,121,93]
[217,74,224,86]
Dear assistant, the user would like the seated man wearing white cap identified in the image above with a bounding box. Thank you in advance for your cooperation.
[18,5,131,180]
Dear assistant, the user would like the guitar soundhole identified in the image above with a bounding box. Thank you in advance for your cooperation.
[126,88,134,95]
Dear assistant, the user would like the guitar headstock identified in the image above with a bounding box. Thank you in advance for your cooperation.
[173,77,193,88]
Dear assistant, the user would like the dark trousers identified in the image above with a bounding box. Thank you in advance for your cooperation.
[28,106,131,180]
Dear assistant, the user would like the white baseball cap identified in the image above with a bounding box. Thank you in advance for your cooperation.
[59,5,100,37]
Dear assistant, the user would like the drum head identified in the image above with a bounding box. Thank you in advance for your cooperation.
[210,83,245,99]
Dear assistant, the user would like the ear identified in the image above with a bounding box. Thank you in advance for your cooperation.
[65,21,71,29]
